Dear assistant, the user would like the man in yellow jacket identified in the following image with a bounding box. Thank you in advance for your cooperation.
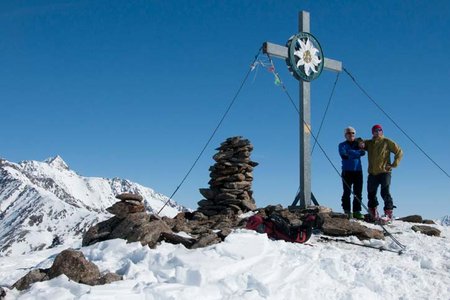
[360,124,403,222]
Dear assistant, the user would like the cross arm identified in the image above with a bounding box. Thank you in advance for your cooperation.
[263,42,342,72]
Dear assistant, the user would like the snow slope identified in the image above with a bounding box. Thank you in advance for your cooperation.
[0,156,186,256]
[0,219,449,299]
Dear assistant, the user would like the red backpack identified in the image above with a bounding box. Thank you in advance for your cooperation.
[245,213,316,244]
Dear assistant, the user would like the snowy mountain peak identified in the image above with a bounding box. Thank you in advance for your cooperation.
[0,156,187,256]
[44,155,69,170]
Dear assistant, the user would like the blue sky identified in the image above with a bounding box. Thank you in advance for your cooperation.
[1,1,449,219]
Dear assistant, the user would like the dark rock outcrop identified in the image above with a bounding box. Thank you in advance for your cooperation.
[422,219,436,225]
[12,249,122,291]
[82,217,123,246]
[98,272,123,285]
[83,193,172,248]
[47,249,101,285]
[12,269,49,291]
[411,225,441,237]
[0,286,7,299]
[159,232,196,248]
[321,215,384,240]
[398,215,437,225]
[83,211,172,248]
[398,215,423,223]
[84,205,245,251]
[110,216,172,248]
[191,233,222,249]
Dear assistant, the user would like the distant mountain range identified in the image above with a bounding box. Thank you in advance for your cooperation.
[0,156,187,256]
[440,215,450,226]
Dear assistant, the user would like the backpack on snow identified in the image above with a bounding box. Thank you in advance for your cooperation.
[245,213,317,244]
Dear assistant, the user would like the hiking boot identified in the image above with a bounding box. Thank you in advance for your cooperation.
[384,209,393,218]
[382,209,393,222]
[352,211,364,220]
[368,207,379,221]
[375,209,393,225]
[344,210,352,219]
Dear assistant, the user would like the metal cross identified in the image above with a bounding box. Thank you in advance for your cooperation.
[262,11,342,209]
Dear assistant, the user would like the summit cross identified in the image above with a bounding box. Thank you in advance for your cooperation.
[262,11,342,209]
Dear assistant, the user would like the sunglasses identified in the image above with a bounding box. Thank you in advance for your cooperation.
[373,129,383,132]
[346,132,355,135]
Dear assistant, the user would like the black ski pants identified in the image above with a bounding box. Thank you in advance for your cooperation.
[341,171,363,212]
[367,173,394,210]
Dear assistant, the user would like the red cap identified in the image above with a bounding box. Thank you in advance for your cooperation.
[372,124,383,133]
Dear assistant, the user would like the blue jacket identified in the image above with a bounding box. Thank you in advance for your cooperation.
[339,140,365,172]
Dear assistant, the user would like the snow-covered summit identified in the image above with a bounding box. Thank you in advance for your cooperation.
[0,156,186,256]
[44,155,69,170]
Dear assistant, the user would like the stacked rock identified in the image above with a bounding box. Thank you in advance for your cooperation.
[197,136,258,216]
[106,193,145,219]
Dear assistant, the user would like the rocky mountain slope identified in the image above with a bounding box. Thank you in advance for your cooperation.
[0,156,186,256]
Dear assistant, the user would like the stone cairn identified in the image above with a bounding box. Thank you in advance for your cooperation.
[106,193,145,218]
[197,136,258,216]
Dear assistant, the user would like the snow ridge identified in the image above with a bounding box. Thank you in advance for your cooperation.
[0,156,186,256]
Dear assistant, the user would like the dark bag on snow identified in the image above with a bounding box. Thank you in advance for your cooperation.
[245,213,316,244]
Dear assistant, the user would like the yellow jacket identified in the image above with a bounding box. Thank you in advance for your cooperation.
[364,137,403,175]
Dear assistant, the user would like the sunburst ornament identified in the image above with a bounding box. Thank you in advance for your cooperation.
[286,32,324,82]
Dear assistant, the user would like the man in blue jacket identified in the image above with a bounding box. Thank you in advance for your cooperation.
[338,126,365,219]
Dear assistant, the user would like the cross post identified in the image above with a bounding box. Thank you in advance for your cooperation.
[262,11,342,209]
